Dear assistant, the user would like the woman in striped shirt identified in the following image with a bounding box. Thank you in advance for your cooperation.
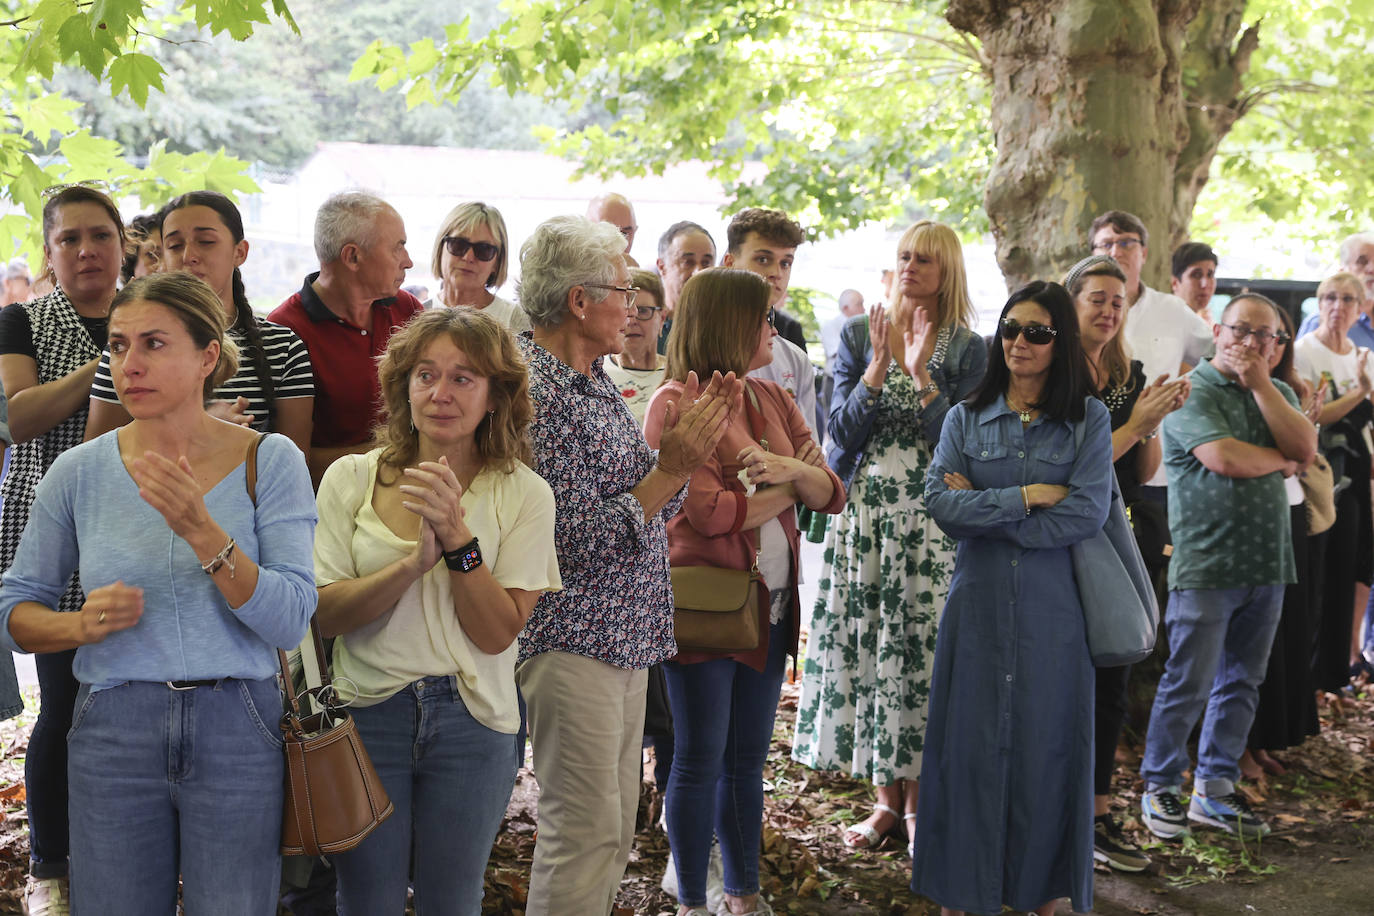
[84,192,314,453]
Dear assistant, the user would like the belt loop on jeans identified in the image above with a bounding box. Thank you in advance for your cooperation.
[166,679,220,691]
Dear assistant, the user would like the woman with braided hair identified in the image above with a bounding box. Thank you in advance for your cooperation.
[84,191,314,454]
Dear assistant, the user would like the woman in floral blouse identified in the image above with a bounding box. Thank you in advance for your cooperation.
[512,215,740,916]
[792,221,987,856]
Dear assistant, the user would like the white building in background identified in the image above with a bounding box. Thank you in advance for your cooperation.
[237,142,935,343]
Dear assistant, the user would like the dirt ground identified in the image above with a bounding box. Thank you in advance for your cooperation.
[0,677,1369,915]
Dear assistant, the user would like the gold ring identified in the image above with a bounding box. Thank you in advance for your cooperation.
[97,610,106,624]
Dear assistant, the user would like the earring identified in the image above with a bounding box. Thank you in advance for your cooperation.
[408,401,415,433]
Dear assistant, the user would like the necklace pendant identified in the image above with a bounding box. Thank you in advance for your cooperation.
[1018,409,1031,423]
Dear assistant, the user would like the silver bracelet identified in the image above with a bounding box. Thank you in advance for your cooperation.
[202,537,237,578]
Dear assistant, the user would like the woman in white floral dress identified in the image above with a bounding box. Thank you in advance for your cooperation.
[792,221,987,854]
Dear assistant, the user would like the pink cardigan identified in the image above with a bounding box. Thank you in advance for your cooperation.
[645,378,845,671]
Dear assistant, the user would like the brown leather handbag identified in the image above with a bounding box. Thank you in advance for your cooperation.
[671,532,763,653]
[244,434,393,856]
[276,623,393,856]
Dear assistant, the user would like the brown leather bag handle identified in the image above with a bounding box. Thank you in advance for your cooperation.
[241,433,330,721]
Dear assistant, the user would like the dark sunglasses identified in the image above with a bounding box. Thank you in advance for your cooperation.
[442,236,500,262]
[999,319,1057,345]
[767,307,776,329]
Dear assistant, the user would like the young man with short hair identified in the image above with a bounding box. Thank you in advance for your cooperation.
[722,208,819,438]
[1170,242,1219,322]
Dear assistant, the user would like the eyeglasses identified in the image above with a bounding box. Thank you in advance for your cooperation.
[584,283,639,308]
[1091,237,1142,254]
[1218,322,1279,344]
[630,305,662,321]
[999,319,1057,345]
[767,308,776,329]
[442,236,500,262]
[1320,292,1361,307]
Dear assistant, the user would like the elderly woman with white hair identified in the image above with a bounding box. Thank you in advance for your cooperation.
[514,215,740,916]
[427,201,530,333]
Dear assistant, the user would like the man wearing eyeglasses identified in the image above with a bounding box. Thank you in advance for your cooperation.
[270,191,423,487]
[723,207,821,439]
[655,221,717,353]
[1091,210,1211,504]
[587,192,639,267]
[1295,233,1374,346]
[1140,292,1316,843]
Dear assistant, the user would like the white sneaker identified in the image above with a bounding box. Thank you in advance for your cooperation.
[24,876,70,916]
[661,840,724,912]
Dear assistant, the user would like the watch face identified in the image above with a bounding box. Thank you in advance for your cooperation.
[459,541,483,572]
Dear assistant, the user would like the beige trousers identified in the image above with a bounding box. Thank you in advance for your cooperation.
[518,651,648,916]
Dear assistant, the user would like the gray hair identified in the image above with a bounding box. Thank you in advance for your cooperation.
[314,190,393,265]
[518,216,625,329]
[1338,232,1374,269]
[657,220,715,261]
[5,258,30,282]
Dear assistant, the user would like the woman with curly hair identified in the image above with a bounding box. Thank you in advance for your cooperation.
[313,308,562,914]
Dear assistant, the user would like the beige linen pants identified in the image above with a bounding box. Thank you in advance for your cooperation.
[518,651,648,916]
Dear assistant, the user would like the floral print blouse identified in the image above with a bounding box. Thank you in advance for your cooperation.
[515,335,687,669]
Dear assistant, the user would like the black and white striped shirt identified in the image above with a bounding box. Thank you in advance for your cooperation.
[91,318,314,432]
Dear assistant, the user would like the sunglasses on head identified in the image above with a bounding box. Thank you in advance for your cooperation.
[999,319,1057,345]
[442,236,500,262]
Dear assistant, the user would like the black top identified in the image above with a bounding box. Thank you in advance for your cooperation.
[1100,359,1146,505]
[0,304,107,357]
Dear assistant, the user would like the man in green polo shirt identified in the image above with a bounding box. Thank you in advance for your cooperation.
[1139,293,1317,842]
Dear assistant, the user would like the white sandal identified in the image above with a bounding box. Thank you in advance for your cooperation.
[904,812,918,858]
[842,802,900,850]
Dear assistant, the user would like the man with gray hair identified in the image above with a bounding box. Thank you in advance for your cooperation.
[269,190,421,486]
[1296,232,1374,345]
[586,191,639,266]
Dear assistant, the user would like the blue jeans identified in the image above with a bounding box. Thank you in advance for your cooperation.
[67,678,284,916]
[334,676,517,916]
[663,618,788,906]
[1141,586,1284,796]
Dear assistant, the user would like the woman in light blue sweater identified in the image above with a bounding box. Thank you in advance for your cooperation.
[0,272,318,916]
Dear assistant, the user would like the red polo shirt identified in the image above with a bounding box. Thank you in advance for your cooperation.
[268,272,423,448]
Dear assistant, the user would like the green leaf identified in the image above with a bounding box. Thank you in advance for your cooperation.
[89,0,144,39]
[58,131,124,176]
[107,52,165,107]
[12,94,80,142]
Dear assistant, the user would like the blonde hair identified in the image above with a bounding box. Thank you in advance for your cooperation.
[1064,256,1133,391]
[373,308,533,476]
[109,272,239,400]
[894,221,975,329]
[430,201,509,289]
[665,269,771,382]
[1318,271,1365,305]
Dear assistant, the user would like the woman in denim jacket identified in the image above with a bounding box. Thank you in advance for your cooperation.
[791,221,986,855]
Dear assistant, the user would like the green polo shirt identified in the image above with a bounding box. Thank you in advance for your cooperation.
[1163,359,1297,590]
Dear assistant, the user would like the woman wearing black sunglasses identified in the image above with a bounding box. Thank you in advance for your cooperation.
[429,201,530,333]
[913,281,1112,916]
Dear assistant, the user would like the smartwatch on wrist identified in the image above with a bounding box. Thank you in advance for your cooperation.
[443,537,483,573]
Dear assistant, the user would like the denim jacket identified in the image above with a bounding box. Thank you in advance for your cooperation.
[825,315,988,488]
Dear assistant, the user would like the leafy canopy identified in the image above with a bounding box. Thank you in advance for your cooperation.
[352,0,1374,252]
[0,0,294,259]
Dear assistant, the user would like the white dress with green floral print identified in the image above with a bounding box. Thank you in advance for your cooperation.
[791,364,956,784]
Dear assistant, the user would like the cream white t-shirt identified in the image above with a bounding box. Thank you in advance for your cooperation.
[314,449,561,733]
[1124,284,1214,487]
[424,293,532,335]
[604,355,668,425]
[1295,334,1374,455]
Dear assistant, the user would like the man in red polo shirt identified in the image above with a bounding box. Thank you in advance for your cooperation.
[270,190,422,487]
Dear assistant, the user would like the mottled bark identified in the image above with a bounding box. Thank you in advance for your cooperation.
[947,0,1251,290]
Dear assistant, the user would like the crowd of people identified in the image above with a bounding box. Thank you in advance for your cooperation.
[0,184,1367,916]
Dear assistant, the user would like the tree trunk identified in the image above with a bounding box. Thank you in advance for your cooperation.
[947,0,1253,291]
